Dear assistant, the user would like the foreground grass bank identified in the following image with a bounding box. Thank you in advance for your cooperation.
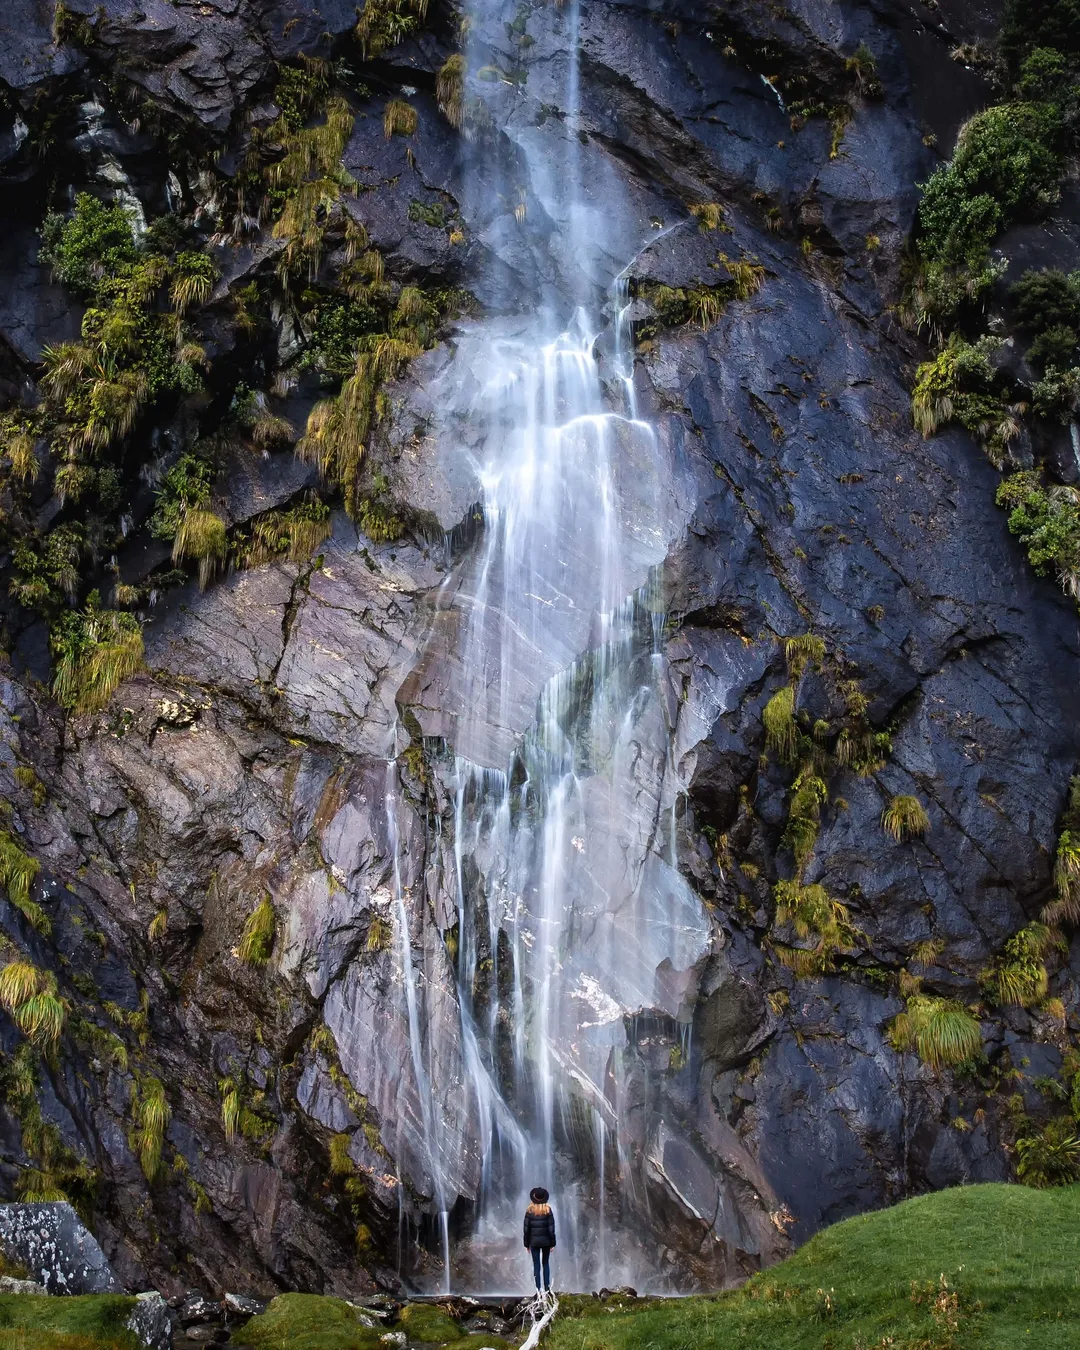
[549,1183,1080,1350]
[0,1184,1075,1348]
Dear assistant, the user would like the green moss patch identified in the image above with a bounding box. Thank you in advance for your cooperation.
[397,1302,465,1342]
[230,1294,385,1350]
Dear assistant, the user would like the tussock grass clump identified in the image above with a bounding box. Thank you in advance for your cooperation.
[783,631,825,677]
[133,1076,170,1181]
[762,685,797,762]
[881,794,931,841]
[689,202,725,231]
[889,994,982,1069]
[366,914,392,952]
[0,961,67,1055]
[0,832,46,934]
[773,879,857,976]
[981,921,1060,1007]
[383,99,418,140]
[172,508,228,590]
[437,53,466,129]
[238,896,276,965]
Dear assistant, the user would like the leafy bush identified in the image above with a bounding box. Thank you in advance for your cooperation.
[148,453,215,540]
[1000,0,1080,72]
[917,103,1062,268]
[9,526,83,613]
[1010,267,1080,332]
[300,295,381,378]
[1027,322,1078,371]
[50,599,144,714]
[39,194,138,297]
[996,471,1080,596]
[1016,1116,1080,1187]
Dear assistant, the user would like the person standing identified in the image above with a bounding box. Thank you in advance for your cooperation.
[522,1186,556,1294]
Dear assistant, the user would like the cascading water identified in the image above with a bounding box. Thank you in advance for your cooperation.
[366,0,714,1292]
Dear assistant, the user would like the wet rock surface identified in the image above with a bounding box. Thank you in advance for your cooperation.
[0,0,1075,1306]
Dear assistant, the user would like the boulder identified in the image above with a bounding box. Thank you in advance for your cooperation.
[0,1203,122,1295]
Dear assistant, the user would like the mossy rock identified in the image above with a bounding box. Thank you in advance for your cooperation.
[231,1294,386,1350]
[397,1302,465,1342]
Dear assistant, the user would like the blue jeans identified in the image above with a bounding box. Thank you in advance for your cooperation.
[531,1245,551,1291]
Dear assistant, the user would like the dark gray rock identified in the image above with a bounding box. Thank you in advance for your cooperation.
[0,1203,122,1294]
[127,1290,172,1350]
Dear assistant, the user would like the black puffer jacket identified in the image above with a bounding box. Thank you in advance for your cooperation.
[523,1204,556,1249]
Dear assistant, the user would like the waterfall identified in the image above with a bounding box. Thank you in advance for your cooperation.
[368,0,713,1292]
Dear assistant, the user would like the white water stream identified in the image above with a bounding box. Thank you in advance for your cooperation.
[372,0,713,1293]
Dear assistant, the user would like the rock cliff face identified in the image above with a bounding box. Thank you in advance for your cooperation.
[0,0,1078,1303]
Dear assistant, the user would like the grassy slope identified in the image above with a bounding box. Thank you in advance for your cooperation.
[0,1294,139,1349]
[547,1183,1080,1350]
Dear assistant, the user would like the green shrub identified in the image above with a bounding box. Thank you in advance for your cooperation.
[996,470,1080,595]
[148,453,216,540]
[918,103,1062,268]
[1016,1116,1080,1187]
[50,600,144,714]
[38,194,138,297]
[1027,322,1078,371]
[911,333,1001,437]
[1010,267,1080,332]
[1001,0,1080,72]
[300,296,381,378]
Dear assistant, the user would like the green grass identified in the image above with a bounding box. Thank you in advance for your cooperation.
[547,1184,1080,1350]
[0,1296,139,1349]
